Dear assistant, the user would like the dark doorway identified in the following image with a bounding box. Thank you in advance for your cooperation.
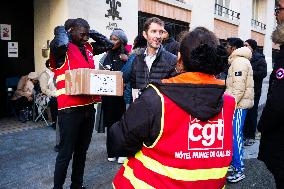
[0,2,34,118]
[138,12,190,42]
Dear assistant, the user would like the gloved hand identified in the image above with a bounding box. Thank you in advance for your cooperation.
[52,26,69,47]
[89,29,114,53]
[53,26,66,35]
[89,29,106,41]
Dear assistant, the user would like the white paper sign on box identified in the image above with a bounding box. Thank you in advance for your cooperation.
[90,73,117,95]
[65,68,123,96]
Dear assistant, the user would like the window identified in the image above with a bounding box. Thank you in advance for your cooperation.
[215,0,238,20]
[138,12,189,41]
[252,0,259,20]
[216,0,230,8]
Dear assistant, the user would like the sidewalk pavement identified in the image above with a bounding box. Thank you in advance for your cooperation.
[0,74,276,189]
[0,121,276,189]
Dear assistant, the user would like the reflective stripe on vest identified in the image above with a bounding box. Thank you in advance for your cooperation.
[121,160,227,189]
[56,88,65,96]
[135,150,229,181]
[122,160,155,189]
[56,74,65,83]
[55,73,66,96]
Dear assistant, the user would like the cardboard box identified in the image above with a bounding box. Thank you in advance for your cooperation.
[65,68,123,96]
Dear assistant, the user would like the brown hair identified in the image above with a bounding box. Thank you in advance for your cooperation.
[143,17,164,32]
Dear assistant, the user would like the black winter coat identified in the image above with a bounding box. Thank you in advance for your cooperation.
[265,45,284,112]
[258,45,284,173]
[130,46,177,89]
[101,48,126,128]
[251,51,267,97]
[162,37,180,56]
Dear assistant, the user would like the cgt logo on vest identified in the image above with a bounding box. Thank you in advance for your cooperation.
[188,116,224,150]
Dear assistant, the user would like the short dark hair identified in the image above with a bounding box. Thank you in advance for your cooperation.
[133,34,147,49]
[72,18,90,29]
[245,39,257,50]
[64,19,75,30]
[143,17,164,32]
[227,37,243,49]
[164,24,174,37]
[45,59,50,68]
[180,27,228,75]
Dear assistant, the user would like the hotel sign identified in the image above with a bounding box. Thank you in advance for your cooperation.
[105,0,122,30]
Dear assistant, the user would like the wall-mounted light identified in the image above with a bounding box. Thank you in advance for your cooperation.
[42,40,50,58]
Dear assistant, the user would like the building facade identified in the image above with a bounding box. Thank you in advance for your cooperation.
[33,0,277,73]
[137,0,275,71]
[32,0,276,72]
[0,0,276,117]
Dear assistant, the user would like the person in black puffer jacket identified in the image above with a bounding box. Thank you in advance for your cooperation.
[243,39,267,146]
[258,4,284,187]
[131,17,177,92]
[162,24,180,56]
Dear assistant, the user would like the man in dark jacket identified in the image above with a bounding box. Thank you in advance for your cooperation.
[243,39,267,146]
[162,24,180,56]
[130,17,177,94]
[258,1,284,188]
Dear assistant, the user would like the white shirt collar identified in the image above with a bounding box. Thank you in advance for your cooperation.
[144,48,159,72]
[144,47,159,56]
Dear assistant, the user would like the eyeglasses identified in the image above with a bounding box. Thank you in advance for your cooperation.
[275,7,284,15]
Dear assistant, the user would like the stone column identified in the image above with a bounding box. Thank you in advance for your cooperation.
[238,0,253,40]
[263,0,275,72]
[190,0,215,31]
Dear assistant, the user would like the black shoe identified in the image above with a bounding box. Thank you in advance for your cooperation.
[20,118,27,123]
[54,145,60,152]
[49,122,56,130]
[19,110,27,123]
[70,185,86,189]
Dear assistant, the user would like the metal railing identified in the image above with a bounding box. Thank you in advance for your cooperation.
[214,4,240,21]
[251,19,266,31]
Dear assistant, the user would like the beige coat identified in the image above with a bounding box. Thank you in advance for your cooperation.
[39,68,56,97]
[225,47,254,109]
[11,75,34,100]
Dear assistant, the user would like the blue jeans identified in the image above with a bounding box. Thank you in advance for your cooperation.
[231,108,247,172]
